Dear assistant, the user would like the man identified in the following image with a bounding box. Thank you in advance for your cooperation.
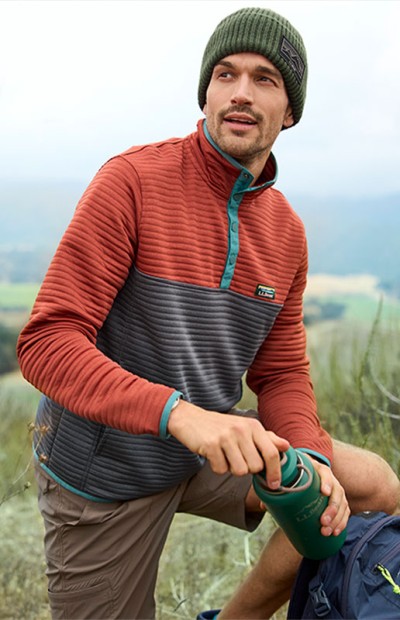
[17,6,400,619]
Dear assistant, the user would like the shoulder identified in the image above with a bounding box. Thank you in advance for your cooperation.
[270,188,305,228]
[115,133,194,169]
[257,186,307,244]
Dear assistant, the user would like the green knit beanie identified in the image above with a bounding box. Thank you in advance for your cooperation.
[198,6,308,126]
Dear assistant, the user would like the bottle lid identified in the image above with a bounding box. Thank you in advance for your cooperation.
[280,446,301,487]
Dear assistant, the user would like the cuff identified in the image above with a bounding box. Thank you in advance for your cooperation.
[297,448,331,467]
[159,391,183,439]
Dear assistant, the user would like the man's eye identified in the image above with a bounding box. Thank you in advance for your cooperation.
[219,71,233,79]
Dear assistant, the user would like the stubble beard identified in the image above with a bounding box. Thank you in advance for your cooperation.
[210,108,279,169]
[218,131,270,168]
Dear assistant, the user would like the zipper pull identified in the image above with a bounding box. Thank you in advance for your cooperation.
[377,564,400,595]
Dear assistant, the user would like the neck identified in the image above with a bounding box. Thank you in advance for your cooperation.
[201,121,278,189]
[236,152,270,186]
[202,121,275,187]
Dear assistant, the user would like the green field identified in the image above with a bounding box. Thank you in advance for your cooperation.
[0,282,40,310]
[329,293,400,323]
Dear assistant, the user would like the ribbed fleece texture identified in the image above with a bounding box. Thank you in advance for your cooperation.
[17,120,332,500]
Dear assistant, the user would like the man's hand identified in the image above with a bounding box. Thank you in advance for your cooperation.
[311,458,350,536]
[167,401,289,486]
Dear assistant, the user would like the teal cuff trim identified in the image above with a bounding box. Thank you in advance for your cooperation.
[159,391,183,439]
[297,448,331,468]
[33,451,114,502]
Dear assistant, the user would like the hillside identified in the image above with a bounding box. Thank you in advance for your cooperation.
[0,179,84,248]
[291,193,400,281]
[0,180,399,283]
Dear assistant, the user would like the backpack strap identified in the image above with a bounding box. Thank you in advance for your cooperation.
[306,575,343,618]
[287,558,320,618]
[308,581,332,617]
[287,558,344,619]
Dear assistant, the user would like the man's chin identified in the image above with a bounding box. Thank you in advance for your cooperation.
[221,142,258,162]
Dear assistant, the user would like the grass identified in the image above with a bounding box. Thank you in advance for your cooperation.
[0,495,49,620]
[0,374,40,503]
[307,308,400,471]
[0,375,46,619]
[156,515,277,619]
[0,312,399,619]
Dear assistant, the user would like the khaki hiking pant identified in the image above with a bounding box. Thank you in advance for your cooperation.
[36,459,258,619]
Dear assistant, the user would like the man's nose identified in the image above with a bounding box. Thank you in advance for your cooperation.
[230,76,254,106]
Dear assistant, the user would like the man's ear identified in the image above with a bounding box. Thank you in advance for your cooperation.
[203,102,207,115]
[283,105,294,129]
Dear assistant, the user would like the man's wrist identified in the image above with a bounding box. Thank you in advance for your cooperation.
[171,397,181,411]
[159,391,183,439]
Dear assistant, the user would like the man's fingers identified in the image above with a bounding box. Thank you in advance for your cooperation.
[205,446,230,475]
[169,404,290,480]
[227,427,290,480]
[315,460,350,536]
[211,425,267,476]
[321,500,350,537]
[221,442,260,476]
[256,432,290,488]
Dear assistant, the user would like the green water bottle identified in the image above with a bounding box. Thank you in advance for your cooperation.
[253,446,347,560]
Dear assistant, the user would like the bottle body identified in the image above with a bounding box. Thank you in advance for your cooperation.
[253,447,347,560]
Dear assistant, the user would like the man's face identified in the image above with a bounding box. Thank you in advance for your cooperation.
[204,52,294,174]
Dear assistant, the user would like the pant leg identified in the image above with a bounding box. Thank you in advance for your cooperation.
[178,460,263,531]
[36,464,183,620]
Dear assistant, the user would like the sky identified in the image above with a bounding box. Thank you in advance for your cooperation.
[1,0,399,198]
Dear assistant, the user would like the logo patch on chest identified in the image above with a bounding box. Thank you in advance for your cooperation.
[255,284,276,300]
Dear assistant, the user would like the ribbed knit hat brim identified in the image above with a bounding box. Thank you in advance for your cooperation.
[198,7,308,126]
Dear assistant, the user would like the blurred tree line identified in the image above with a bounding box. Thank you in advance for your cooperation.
[0,323,20,375]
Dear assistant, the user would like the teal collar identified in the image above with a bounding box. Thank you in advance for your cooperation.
[203,121,278,192]
[202,122,278,288]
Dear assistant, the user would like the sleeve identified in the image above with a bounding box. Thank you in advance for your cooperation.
[246,238,333,464]
[16,155,180,436]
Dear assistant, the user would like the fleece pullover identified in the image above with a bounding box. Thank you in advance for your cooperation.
[17,120,332,501]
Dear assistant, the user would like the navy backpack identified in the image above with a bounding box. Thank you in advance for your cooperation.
[197,512,400,620]
[287,511,400,619]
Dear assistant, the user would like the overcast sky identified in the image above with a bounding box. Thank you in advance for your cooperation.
[1,0,399,198]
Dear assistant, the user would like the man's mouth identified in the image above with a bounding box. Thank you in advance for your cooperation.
[224,113,257,127]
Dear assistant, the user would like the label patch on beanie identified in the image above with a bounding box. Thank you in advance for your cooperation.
[280,36,305,83]
[255,284,276,300]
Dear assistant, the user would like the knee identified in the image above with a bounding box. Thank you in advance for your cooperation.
[370,454,400,515]
[332,440,400,515]
[360,453,400,514]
